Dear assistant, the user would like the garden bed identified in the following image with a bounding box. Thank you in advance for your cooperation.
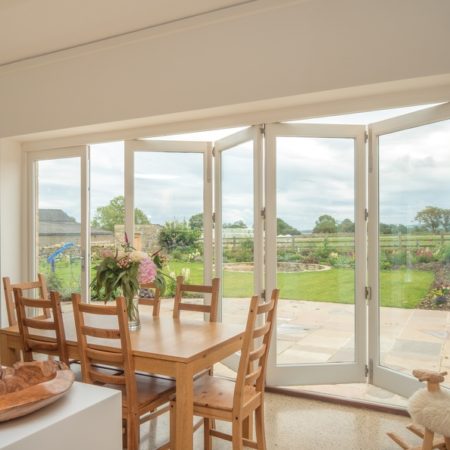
[223,262,331,273]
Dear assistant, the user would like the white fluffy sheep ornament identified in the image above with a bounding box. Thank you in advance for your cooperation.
[388,369,450,450]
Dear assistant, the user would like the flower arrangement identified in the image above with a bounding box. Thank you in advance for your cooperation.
[91,234,167,328]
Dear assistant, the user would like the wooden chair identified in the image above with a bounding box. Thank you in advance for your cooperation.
[72,294,175,450]
[138,281,161,317]
[170,289,280,450]
[173,276,220,322]
[13,288,69,365]
[3,274,50,326]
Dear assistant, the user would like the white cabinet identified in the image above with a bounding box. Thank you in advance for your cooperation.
[0,382,122,450]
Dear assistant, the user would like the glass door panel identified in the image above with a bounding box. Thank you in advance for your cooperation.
[90,141,125,297]
[127,139,212,311]
[369,104,450,396]
[214,126,262,373]
[33,151,87,300]
[220,141,254,326]
[266,124,366,385]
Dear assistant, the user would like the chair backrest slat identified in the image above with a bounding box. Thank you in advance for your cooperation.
[85,347,124,364]
[248,344,266,362]
[81,325,121,339]
[3,274,50,326]
[72,294,139,412]
[233,289,279,413]
[13,288,68,364]
[27,339,59,352]
[245,367,262,386]
[89,370,126,385]
[20,297,52,309]
[138,281,161,317]
[173,276,220,322]
[23,317,57,330]
[253,322,270,339]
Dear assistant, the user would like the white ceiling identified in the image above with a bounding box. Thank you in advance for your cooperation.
[0,0,252,66]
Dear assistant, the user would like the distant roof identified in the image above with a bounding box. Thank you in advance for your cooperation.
[39,209,77,223]
[38,209,111,236]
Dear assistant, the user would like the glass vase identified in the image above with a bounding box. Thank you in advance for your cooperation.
[127,296,141,331]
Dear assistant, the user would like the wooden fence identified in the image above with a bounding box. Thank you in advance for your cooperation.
[222,233,450,252]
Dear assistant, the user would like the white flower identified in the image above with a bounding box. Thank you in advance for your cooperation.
[129,251,148,262]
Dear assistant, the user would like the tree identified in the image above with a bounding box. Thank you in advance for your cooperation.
[223,220,247,228]
[91,195,150,231]
[442,209,450,232]
[189,213,203,230]
[337,218,355,233]
[277,218,301,235]
[415,206,443,233]
[379,223,408,235]
[313,215,337,234]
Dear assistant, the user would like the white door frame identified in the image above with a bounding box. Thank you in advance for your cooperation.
[265,123,367,385]
[124,139,213,284]
[368,102,450,397]
[27,146,90,299]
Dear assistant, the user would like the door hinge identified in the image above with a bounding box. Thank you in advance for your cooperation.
[364,130,369,143]
[261,290,266,301]
[261,207,266,220]
[365,286,372,301]
[260,124,265,136]
[212,146,216,157]
[364,208,369,221]
[365,359,373,378]
[212,212,216,223]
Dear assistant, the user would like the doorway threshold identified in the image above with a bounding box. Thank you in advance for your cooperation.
[266,383,409,417]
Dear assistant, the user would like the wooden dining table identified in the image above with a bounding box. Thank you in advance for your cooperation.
[0,308,245,450]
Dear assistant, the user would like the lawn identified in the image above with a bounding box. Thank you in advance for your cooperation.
[42,259,434,308]
[164,261,434,308]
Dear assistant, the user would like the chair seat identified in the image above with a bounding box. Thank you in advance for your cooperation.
[193,375,257,412]
[104,373,176,408]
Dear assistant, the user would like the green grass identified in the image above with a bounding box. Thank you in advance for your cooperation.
[41,259,434,308]
[166,261,434,308]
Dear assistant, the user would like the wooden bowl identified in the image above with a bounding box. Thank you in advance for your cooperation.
[0,361,75,422]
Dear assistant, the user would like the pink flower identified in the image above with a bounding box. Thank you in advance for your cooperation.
[138,257,157,284]
[117,256,132,269]
[100,248,114,258]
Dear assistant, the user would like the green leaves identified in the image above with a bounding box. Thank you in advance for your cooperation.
[91,256,140,303]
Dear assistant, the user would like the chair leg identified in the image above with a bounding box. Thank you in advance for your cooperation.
[232,419,243,450]
[243,413,254,440]
[170,400,176,450]
[423,428,434,450]
[127,413,140,450]
[204,418,212,450]
[255,404,267,450]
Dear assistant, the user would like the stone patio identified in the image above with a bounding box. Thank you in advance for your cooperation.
[221,298,450,385]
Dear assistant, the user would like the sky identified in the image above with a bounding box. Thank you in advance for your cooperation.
[37,104,450,232]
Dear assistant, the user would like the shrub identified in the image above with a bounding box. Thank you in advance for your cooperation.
[223,238,254,262]
[414,247,435,264]
[158,220,201,254]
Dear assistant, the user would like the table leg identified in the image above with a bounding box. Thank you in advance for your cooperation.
[0,333,19,366]
[175,363,194,450]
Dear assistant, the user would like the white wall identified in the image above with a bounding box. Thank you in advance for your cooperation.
[0,139,23,327]
[1,0,450,139]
